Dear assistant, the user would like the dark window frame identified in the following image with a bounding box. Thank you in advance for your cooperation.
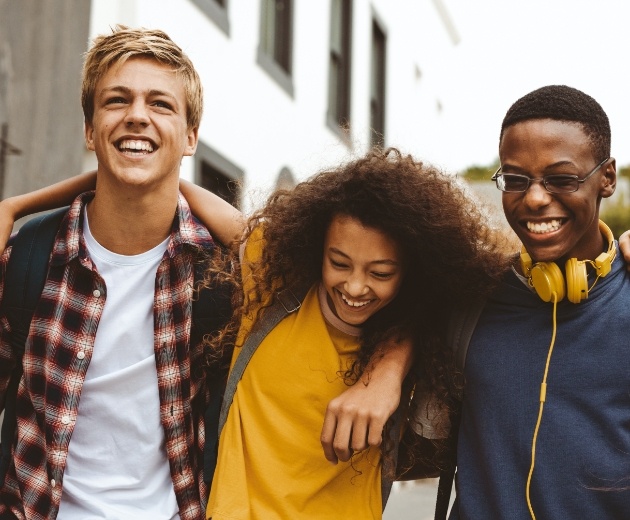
[194,141,244,209]
[190,0,230,36]
[257,0,294,97]
[370,13,387,148]
[326,0,353,141]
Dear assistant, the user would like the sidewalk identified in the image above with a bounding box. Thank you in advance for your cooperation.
[384,478,454,520]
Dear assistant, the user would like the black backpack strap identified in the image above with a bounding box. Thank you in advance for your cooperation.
[381,376,414,510]
[188,252,235,487]
[433,298,486,520]
[0,207,68,487]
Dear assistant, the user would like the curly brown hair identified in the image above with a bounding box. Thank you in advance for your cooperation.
[205,148,510,403]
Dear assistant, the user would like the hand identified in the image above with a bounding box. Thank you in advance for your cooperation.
[320,369,402,464]
[0,198,18,252]
[619,229,630,270]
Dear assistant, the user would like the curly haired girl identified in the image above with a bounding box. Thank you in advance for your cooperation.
[181,147,510,519]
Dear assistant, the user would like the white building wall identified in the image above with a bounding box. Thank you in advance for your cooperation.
[85,0,459,212]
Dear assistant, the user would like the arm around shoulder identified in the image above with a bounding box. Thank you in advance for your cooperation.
[179,179,246,247]
[0,171,97,251]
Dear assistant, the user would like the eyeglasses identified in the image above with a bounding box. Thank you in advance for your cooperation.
[491,157,609,194]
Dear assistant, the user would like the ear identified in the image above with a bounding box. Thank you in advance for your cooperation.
[600,157,616,199]
[183,126,199,157]
[84,120,95,151]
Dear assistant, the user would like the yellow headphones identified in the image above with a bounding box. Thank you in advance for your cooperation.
[520,220,616,304]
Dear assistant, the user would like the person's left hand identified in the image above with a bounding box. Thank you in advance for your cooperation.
[320,369,402,464]
[619,230,630,271]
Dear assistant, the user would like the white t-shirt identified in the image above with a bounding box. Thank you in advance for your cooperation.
[57,208,178,519]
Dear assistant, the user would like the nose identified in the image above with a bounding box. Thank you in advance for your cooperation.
[124,99,150,127]
[521,179,553,210]
[344,273,369,297]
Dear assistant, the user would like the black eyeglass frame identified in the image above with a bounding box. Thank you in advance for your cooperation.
[491,157,610,194]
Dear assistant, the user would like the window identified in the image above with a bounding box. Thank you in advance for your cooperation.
[190,0,230,35]
[194,142,244,209]
[370,18,386,147]
[258,0,294,96]
[327,0,352,134]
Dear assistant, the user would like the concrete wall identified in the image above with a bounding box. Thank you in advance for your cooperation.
[0,0,90,199]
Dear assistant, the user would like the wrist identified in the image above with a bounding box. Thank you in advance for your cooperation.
[0,196,23,220]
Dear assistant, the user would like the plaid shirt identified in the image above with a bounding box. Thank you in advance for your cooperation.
[0,193,215,520]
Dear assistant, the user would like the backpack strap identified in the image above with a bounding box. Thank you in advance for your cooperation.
[203,286,308,486]
[381,376,414,510]
[434,297,486,520]
[0,207,68,487]
[217,287,307,436]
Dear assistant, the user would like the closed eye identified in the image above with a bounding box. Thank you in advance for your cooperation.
[330,259,349,269]
[372,271,395,279]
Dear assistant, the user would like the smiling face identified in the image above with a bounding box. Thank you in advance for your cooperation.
[84,57,198,190]
[500,119,616,266]
[321,214,404,327]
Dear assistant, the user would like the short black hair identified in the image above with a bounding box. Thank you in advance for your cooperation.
[500,85,610,161]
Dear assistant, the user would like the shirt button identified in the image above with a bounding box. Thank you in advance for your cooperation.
[50,479,56,488]
[93,289,101,297]
[61,415,71,425]
[77,351,85,360]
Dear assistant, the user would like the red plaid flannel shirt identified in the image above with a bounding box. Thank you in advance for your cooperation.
[0,193,214,520]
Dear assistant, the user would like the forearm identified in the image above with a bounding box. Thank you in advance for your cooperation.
[1,171,97,220]
[362,336,413,386]
[179,179,246,246]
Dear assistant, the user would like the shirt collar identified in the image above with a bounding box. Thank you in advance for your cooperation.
[50,191,215,266]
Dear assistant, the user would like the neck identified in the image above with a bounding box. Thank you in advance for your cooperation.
[86,186,179,255]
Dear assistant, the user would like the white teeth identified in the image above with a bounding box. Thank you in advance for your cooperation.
[341,294,370,307]
[526,220,561,234]
[118,139,154,153]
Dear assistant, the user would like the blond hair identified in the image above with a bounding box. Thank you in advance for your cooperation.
[81,25,203,129]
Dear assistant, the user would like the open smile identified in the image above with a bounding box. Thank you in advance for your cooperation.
[116,138,157,156]
[523,218,566,235]
[336,289,373,309]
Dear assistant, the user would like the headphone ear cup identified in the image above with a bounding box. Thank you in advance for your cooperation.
[565,258,589,303]
[530,262,566,302]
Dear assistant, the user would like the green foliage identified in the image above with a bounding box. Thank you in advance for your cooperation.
[600,163,630,239]
[459,158,499,181]
[601,197,630,239]
[618,164,630,180]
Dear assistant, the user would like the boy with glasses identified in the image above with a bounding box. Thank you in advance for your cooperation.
[451,85,630,519]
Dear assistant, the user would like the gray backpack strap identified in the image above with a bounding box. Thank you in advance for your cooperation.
[217,287,308,436]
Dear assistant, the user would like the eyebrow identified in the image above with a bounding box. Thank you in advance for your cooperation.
[328,247,400,266]
[501,160,578,175]
[100,85,178,100]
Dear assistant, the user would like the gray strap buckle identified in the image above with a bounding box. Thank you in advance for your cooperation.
[276,289,302,313]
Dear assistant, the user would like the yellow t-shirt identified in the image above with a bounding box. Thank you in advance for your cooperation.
[207,236,382,519]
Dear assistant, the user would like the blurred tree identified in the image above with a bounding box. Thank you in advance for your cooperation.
[459,158,499,181]
[617,164,630,180]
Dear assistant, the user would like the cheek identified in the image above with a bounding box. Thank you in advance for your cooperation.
[379,278,404,305]
[321,264,338,290]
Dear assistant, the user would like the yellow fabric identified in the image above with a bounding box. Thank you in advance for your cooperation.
[207,237,382,519]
